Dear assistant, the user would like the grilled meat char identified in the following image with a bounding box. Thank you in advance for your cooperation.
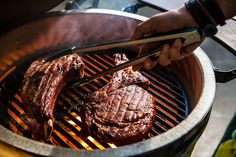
[20,53,84,140]
[81,53,155,145]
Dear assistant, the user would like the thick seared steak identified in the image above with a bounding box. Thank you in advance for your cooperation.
[81,53,155,145]
[20,53,84,140]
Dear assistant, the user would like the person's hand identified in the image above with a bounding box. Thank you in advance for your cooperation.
[130,7,201,70]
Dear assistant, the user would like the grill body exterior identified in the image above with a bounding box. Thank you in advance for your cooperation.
[0,9,216,157]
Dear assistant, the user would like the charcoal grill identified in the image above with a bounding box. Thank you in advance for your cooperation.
[0,9,222,157]
[0,48,189,146]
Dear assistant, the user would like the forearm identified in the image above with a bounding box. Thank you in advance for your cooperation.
[177,7,199,27]
[171,0,236,28]
[217,0,236,19]
[175,0,236,28]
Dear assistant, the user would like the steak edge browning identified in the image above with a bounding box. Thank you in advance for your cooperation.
[81,53,155,145]
[20,53,84,140]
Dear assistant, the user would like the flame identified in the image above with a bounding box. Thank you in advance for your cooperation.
[87,136,105,150]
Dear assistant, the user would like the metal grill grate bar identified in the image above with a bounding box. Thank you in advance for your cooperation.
[147,68,185,97]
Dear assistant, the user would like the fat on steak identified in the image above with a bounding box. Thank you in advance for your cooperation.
[20,53,84,140]
[81,53,155,145]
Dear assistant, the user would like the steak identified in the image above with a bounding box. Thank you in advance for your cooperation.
[20,53,84,140]
[81,53,155,145]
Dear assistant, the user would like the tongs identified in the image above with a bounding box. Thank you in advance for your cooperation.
[63,28,203,87]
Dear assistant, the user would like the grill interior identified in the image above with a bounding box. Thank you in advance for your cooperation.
[0,49,189,150]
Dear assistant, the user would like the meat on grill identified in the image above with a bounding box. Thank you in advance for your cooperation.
[81,53,155,145]
[20,53,84,140]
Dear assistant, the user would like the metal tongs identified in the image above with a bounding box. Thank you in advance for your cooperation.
[65,28,203,87]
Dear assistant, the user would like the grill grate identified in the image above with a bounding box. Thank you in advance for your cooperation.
[0,51,189,150]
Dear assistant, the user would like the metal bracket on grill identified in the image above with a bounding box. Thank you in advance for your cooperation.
[214,68,236,83]
[122,3,145,13]
[211,36,236,83]
[65,0,100,10]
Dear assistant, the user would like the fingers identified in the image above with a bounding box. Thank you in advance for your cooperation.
[132,42,159,71]
[159,39,202,66]
[166,35,204,63]
[159,38,184,66]
[170,39,182,61]
[129,7,202,68]
[180,37,204,58]
[159,44,171,66]
[144,57,158,69]
[133,39,200,69]
[159,39,182,66]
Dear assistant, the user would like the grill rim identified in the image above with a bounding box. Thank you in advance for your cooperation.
[0,9,216,157]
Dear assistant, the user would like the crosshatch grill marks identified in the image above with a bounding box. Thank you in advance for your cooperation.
[80,53,155,145]
[115,85,135,123]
